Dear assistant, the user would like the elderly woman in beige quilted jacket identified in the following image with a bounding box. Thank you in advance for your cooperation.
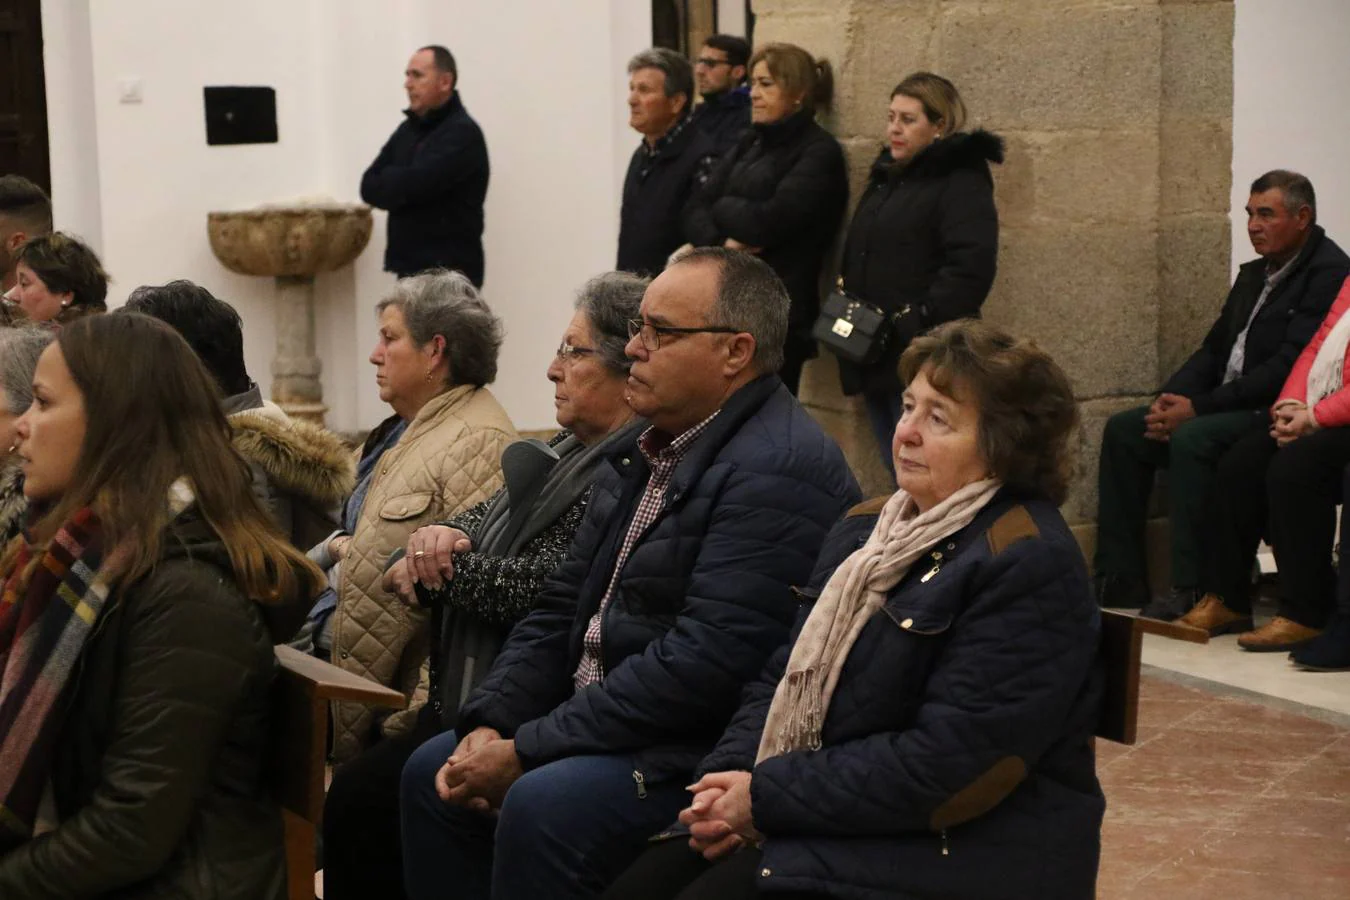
[327,270,517,762]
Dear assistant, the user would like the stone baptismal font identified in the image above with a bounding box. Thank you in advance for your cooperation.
[207,202,372,424]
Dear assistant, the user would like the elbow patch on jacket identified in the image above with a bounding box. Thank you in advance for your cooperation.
[984,506,1039,556]
[929,755,1029,830]
[846,494,893,518]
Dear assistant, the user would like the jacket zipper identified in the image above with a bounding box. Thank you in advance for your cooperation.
[633,769,648,799]
[941,829,950,856]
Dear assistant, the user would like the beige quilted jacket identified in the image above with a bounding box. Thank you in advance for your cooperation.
[330,384,516,762]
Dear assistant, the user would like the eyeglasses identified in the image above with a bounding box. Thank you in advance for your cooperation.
[626,318,741,352]
[695,57,731,69]
[556,341,597,363]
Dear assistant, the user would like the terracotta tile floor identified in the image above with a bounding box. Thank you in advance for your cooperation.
[1097,674,1350,898]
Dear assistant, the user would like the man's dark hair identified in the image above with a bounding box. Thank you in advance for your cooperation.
[0,175,53,234]
[672,246,789,374]
[1251,169,1316,224]
[703,34,751,71]
[420,45,458,82]
[124,279,252,397]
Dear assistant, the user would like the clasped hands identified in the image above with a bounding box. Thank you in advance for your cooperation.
[433,726,523,814]
[679,770,762,861]
[383,525,474,605]
[1142,393,1195,442]
[1270,400,1317,447]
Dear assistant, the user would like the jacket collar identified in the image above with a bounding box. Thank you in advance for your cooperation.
[603,374,786,496]
[404,90,464,129]
[406,383,479,436]
[870,128,1005,185]
[699,85,750,110]
[221,382,265,416]
[753,108,816,146]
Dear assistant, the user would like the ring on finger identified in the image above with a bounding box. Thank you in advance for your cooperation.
[414,550,426,558]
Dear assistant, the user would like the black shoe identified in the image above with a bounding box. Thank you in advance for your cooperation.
[1094,573,1149,609]
[1290,613,1350,671]
[1139,587,1198,622]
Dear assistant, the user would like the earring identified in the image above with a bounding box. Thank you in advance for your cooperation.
[424,369,434,383]
[6,444,15,454]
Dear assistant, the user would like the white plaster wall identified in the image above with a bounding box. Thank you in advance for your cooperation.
[42,0,651,433]
[1232,0,1350,273]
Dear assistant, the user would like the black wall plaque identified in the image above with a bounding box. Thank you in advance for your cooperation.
[204,86,278,146]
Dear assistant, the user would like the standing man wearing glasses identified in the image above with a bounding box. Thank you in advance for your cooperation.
[361,45,489,286]
[400,248,860,900]
[691,34,752,155]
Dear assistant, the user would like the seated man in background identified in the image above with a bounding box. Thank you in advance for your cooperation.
[1093,170,1349,621]
[399,248,861,900]
[125,280,354,550]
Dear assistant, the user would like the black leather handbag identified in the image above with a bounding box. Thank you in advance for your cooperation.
[812,279,911,366]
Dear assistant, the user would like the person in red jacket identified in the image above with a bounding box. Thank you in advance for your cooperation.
[1184,273,1350,651]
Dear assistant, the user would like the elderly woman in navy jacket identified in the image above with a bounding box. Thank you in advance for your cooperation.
[684,42,848,396]
[837,73,1002,475]
[606,320,1103,900]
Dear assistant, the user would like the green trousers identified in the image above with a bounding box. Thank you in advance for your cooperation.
[1094,405,1265,589]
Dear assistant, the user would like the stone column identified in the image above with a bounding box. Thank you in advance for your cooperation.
[271,275,327,424]
[754,0,1235,571]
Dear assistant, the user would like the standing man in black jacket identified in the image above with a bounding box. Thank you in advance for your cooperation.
[361,46,489,286]
[690,35,752,155]
[1094,170,1350,620]
[399,249,860,900]
[617,48,717,276]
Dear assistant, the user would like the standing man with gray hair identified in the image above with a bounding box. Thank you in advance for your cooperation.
[400,248,860,900]
[362,45,490,286]
[617,48,718,276]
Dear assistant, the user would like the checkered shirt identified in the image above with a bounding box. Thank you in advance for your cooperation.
[572,412,720,691]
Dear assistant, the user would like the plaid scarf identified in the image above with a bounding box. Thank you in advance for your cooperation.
[0,507,116,840]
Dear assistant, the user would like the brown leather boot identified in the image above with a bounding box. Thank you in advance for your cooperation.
[1179,594,1253,637]
[1237,616,1323,652]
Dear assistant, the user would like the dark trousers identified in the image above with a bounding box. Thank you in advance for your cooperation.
[1203,427,1350,625]
[1336,464,1350,617]
[1095,406,1265,588]
[321,706,441,900]
[862,389,904,478]
[603,839,831,900]
[401,729,690,900]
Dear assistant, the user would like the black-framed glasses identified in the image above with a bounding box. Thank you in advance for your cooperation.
[695,57,732,68]
[555,341,597,363]
[626,318,741,352]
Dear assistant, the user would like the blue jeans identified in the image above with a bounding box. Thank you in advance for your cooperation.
[401,730,689,900]
[863,390,904,478]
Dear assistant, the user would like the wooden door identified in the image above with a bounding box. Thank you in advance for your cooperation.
[0,0,51,192]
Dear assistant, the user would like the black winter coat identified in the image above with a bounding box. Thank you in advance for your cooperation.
[458,376,861,783]
[685,112,849,341]
[837,131,1003,396]
[361,92,490,285]
[700,492,1104,900]
[1161,226,1350,415]
[691,88,751,156]
[0,515,305,899]
[617,119,718,276]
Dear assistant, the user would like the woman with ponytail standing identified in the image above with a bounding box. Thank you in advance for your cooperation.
[685,42,848,395]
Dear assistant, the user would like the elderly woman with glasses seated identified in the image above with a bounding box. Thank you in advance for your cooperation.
[321,272,648,900]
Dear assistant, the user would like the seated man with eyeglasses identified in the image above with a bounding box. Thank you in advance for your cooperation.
[400,248,860,900]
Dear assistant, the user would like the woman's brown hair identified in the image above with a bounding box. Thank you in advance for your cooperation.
[892,71,967,137]
[16,312,324,601]
[900,319,1079,505]
[14,232,110,322]
[749,42,835,114]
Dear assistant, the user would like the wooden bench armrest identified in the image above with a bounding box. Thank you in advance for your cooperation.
[1132,616,1210,644]
[275,644,407,708]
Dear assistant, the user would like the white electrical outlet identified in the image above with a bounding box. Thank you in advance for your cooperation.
[117,77,143,104]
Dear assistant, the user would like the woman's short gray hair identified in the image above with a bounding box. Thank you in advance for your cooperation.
[575,272,648,374]
[0,325,54,414]
[376,269,503,388]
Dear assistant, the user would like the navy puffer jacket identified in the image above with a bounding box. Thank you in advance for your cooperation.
[700,491,1104,900]
[458,375,861,783]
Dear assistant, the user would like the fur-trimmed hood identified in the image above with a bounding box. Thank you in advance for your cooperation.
[229,410,355,508]
[870,128,1005,184]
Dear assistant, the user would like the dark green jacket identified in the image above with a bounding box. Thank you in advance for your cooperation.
[0,515,299,899]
